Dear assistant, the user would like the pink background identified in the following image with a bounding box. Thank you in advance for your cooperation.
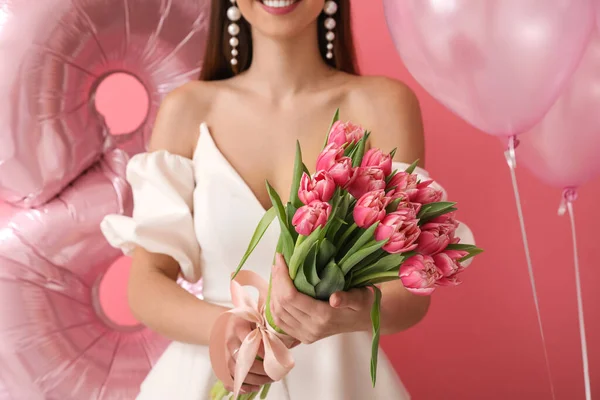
[97,2,600,399]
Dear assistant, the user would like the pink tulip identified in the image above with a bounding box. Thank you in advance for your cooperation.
[434,248,469,287]
[347,167,386,199]
[316,144,354,187]
[399,254,442,295]
[316,143,344,171]
[386,171,418,192]
[292,201,332,236]
[361,148,392,176]
[430,212,460,243]
[386,189,422,215]
[430,211,458,226]
[328,120,365,147]
[417,221,456,255]
[298,171,335,205]
[436,275,462,287]
[353,190,390,228]
[374,208,420,254]
[433,250,467,278]
[328,156,354,187]
[408,180,443,204]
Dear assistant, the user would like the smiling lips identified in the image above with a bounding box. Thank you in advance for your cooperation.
[259,0,301,15]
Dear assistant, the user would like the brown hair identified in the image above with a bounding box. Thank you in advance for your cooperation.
[199,0,358,81]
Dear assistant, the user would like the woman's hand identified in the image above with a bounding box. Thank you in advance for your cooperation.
[269,254,374,345]
[224,320,274,394]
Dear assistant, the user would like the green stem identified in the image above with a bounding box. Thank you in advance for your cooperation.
[351,271,399,287]
[336,223,358,249]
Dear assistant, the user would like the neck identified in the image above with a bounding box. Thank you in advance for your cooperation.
[242,23,333,98]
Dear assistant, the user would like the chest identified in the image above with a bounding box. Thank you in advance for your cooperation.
[206,108,342,209]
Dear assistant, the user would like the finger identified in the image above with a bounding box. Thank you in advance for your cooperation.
[228,384,261,394]
[242,384,261,394]
[269,300,302,336]
[225,381,262,394]
[243,371,274,386]
[227,356,272,385]
[226,334,242,356]
[271,261,317,318]
[330,288,372,311]
[248,359,268,376]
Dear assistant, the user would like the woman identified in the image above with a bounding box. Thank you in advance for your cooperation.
[101,0,470,398]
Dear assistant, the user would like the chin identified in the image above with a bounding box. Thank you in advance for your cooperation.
[237,0,324,38]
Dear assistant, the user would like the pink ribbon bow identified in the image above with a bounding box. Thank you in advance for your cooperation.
[209,270,295,398]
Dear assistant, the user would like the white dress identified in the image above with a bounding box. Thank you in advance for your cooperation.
[101,122,473,400]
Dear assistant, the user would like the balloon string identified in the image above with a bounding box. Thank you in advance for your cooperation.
[560,190,592,400]
[504,137,556,400]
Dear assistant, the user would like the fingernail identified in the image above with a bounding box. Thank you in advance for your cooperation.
[330,294,340,307]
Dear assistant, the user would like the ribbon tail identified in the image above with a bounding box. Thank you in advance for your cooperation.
[260,330,295,381]
[233,330,262,399]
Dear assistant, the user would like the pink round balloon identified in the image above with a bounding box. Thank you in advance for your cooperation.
[517,33,600,188]
[0,150,202,399]
[0,0,210,208]
[383,0,594,137]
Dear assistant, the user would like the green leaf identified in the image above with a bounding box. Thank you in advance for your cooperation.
[404,160,420,174]
[352,253,405,280]
[286,203,298,242]
[417,201,457,222]
[339,240,387,274]
[325,191,351,241]
[352,271,399,287]
[279,231,295,265]
[350,248,386,273]
[293,262,317,297]
[338,223,380,267]
[321,188,343,238]
[323,108,340,148]
[233,207,277,279]
[389,148,397,159]
[370,286,382,387]
[302,163,310,175]
[315,260,345,300]
[419,208,458,224]
[304,242,321,286]
[317,238,337,270]
[352,132,370,167]
[266,181,295,263]
[266,181,288,227]
[288,227,322,280]
[289,141,305,209]
[385,170,398,186]
[446,243,484,263]
[344,141,357,157]
[386,198,402,213]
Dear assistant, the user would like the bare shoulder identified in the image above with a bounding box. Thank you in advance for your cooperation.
[148,80,221,157]
[344,75,425,165]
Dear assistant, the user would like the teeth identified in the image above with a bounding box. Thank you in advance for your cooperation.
[262,0,297,8]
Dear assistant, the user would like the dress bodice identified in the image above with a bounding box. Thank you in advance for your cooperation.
[192,122,281,306]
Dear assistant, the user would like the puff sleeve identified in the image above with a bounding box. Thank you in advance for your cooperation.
[100,151,202,283]
[392,162,476,264]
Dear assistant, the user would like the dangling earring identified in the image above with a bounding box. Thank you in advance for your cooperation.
[227,0,241,67]
[323,1,338,60]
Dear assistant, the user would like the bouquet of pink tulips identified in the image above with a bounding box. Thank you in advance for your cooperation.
[210,110,482,400]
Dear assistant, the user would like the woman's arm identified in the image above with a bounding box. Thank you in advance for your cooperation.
[127,83,228,345]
